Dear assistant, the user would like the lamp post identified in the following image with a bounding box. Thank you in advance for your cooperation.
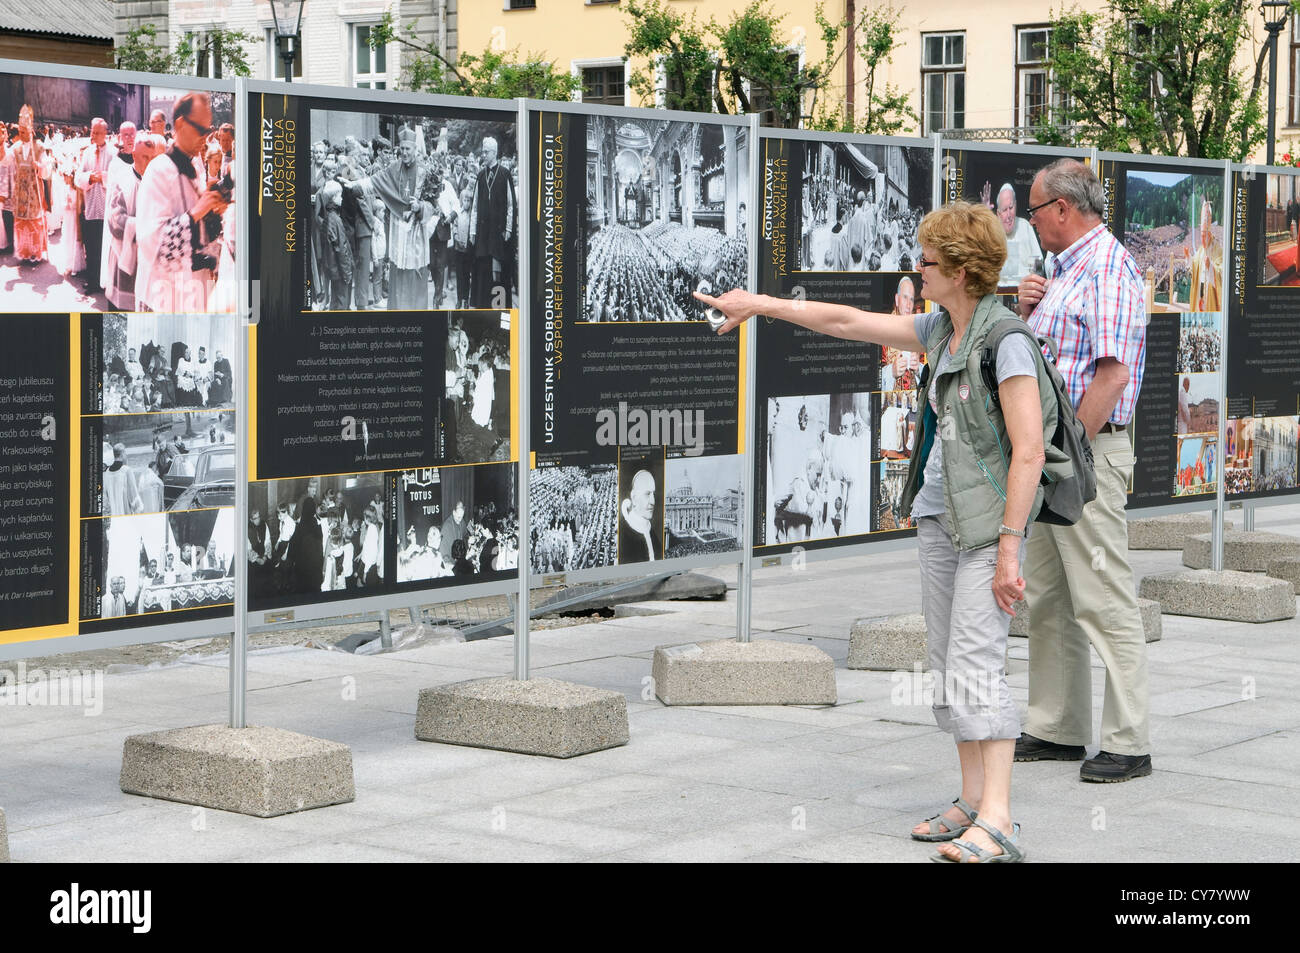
[1262,0,1291,165]
[269,0,307,83]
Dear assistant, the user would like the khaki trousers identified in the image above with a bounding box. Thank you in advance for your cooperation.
[1024,430,1150,755]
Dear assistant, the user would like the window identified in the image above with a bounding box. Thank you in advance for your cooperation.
[265,28,303,80]
[582,65,625,106]
[1016,25,1054,135]
[506,0,537,9]
[747,50,803,127]
[353,24,388,89]
[191,31,224,79]
[921,32,965,135]
[1291,14,1300,125]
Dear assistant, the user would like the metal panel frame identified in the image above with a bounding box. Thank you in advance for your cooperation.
[517,96,752,627]
[0,58,241,661]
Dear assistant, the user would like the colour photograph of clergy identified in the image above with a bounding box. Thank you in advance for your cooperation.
[308,108,517,311]
[582,116,748,322]
[0,72,236,312]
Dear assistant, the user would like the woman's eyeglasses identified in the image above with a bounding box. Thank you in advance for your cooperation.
[917,257,940,270]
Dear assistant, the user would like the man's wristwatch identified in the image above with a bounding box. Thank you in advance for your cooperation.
[998,523,1026,538]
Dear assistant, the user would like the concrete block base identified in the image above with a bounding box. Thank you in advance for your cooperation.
[1008,598,1163,642]
[1266,556,1300,589]
[653,638,837,705]
[1128,513,1230,550]
[1183,531,1300,572]
[0,807,8,863]
[1139,570,1296,623]
[847,613,928,670]
[415,677,629,758]
[120,725,355,818]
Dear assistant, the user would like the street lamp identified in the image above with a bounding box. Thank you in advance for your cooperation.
[269,0,307,83]
[1262,0,1291,165]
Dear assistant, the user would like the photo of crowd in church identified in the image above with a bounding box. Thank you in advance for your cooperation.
[582,115,748,322]
[444,312,512,464]
[247,473,387,602]
[308,108,517,311]
[395,463,517,584]
[529,463,618,572]
[98,312,236,414]
[797,141,930,274]
[0,72,236,313]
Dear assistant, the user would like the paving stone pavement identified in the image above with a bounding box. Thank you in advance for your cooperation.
[2,504,1297,862]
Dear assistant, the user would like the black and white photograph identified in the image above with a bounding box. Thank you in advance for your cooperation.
[763,392,872,544]
[96,508,235,619]
[395,463,517,583]
[1174,373,1219,436]
[0,72,236,312]
[798,140,930,273]
[876,458,914,532]
[1177,312,1221,373]
[877,390,919,460]
[617,445,665,563]
[94,410,234,517]
[663,454,743,559]
[583,115,748,322]
[247,473,386,602]
[530,462,617,573]
[445,311,512,464]
[308,108,517,311]
[99,313,237,414]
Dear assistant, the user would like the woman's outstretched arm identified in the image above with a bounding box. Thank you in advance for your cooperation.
[694,289,925,353]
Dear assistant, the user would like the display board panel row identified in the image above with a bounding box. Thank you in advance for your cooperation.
[4,56,1286,658]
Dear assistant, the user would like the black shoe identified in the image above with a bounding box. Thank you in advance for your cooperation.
[1080,751,1152,783]
[1013,733,1086,762]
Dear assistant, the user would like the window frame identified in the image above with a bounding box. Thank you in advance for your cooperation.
[920,30,966,136]
[1289,13,1300,126]
[351,21,390,89]
[572,56,628,106]
[1014,24,1055,141]
[264,27,304,80]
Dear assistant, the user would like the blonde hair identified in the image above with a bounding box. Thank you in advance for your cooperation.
[918,201,1007,298]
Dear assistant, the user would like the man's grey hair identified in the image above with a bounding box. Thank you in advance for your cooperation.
[1037,158,1105,218]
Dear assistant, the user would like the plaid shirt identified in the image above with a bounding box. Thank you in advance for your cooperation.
[1029,224,1146,423]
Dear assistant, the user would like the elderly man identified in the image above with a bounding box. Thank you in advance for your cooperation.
[346,126,432,310]
[104,131,161,311]
[103,576,129,618]
[149,109,168,140]
[618,469,659,561]
[1015,158,1150,783]
[136,92,229,312]
[99,121,137,287]
[469,136,515,307]
[995,183,1043,285]
[74,117,115,293]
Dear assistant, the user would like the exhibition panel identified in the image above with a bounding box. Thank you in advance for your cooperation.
[248,81,520,624]
[527,101,749,583]
[753,128,935,558]
[1223,165,1300,503]
[1096,152,1229,511]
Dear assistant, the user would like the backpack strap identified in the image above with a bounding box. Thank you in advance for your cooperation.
[979,318,1053,407]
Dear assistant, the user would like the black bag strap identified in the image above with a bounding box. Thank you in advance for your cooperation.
[979,318,1056,407]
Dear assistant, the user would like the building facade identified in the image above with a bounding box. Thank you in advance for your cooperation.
[460,0,1297,159]
[113,0,457,88]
